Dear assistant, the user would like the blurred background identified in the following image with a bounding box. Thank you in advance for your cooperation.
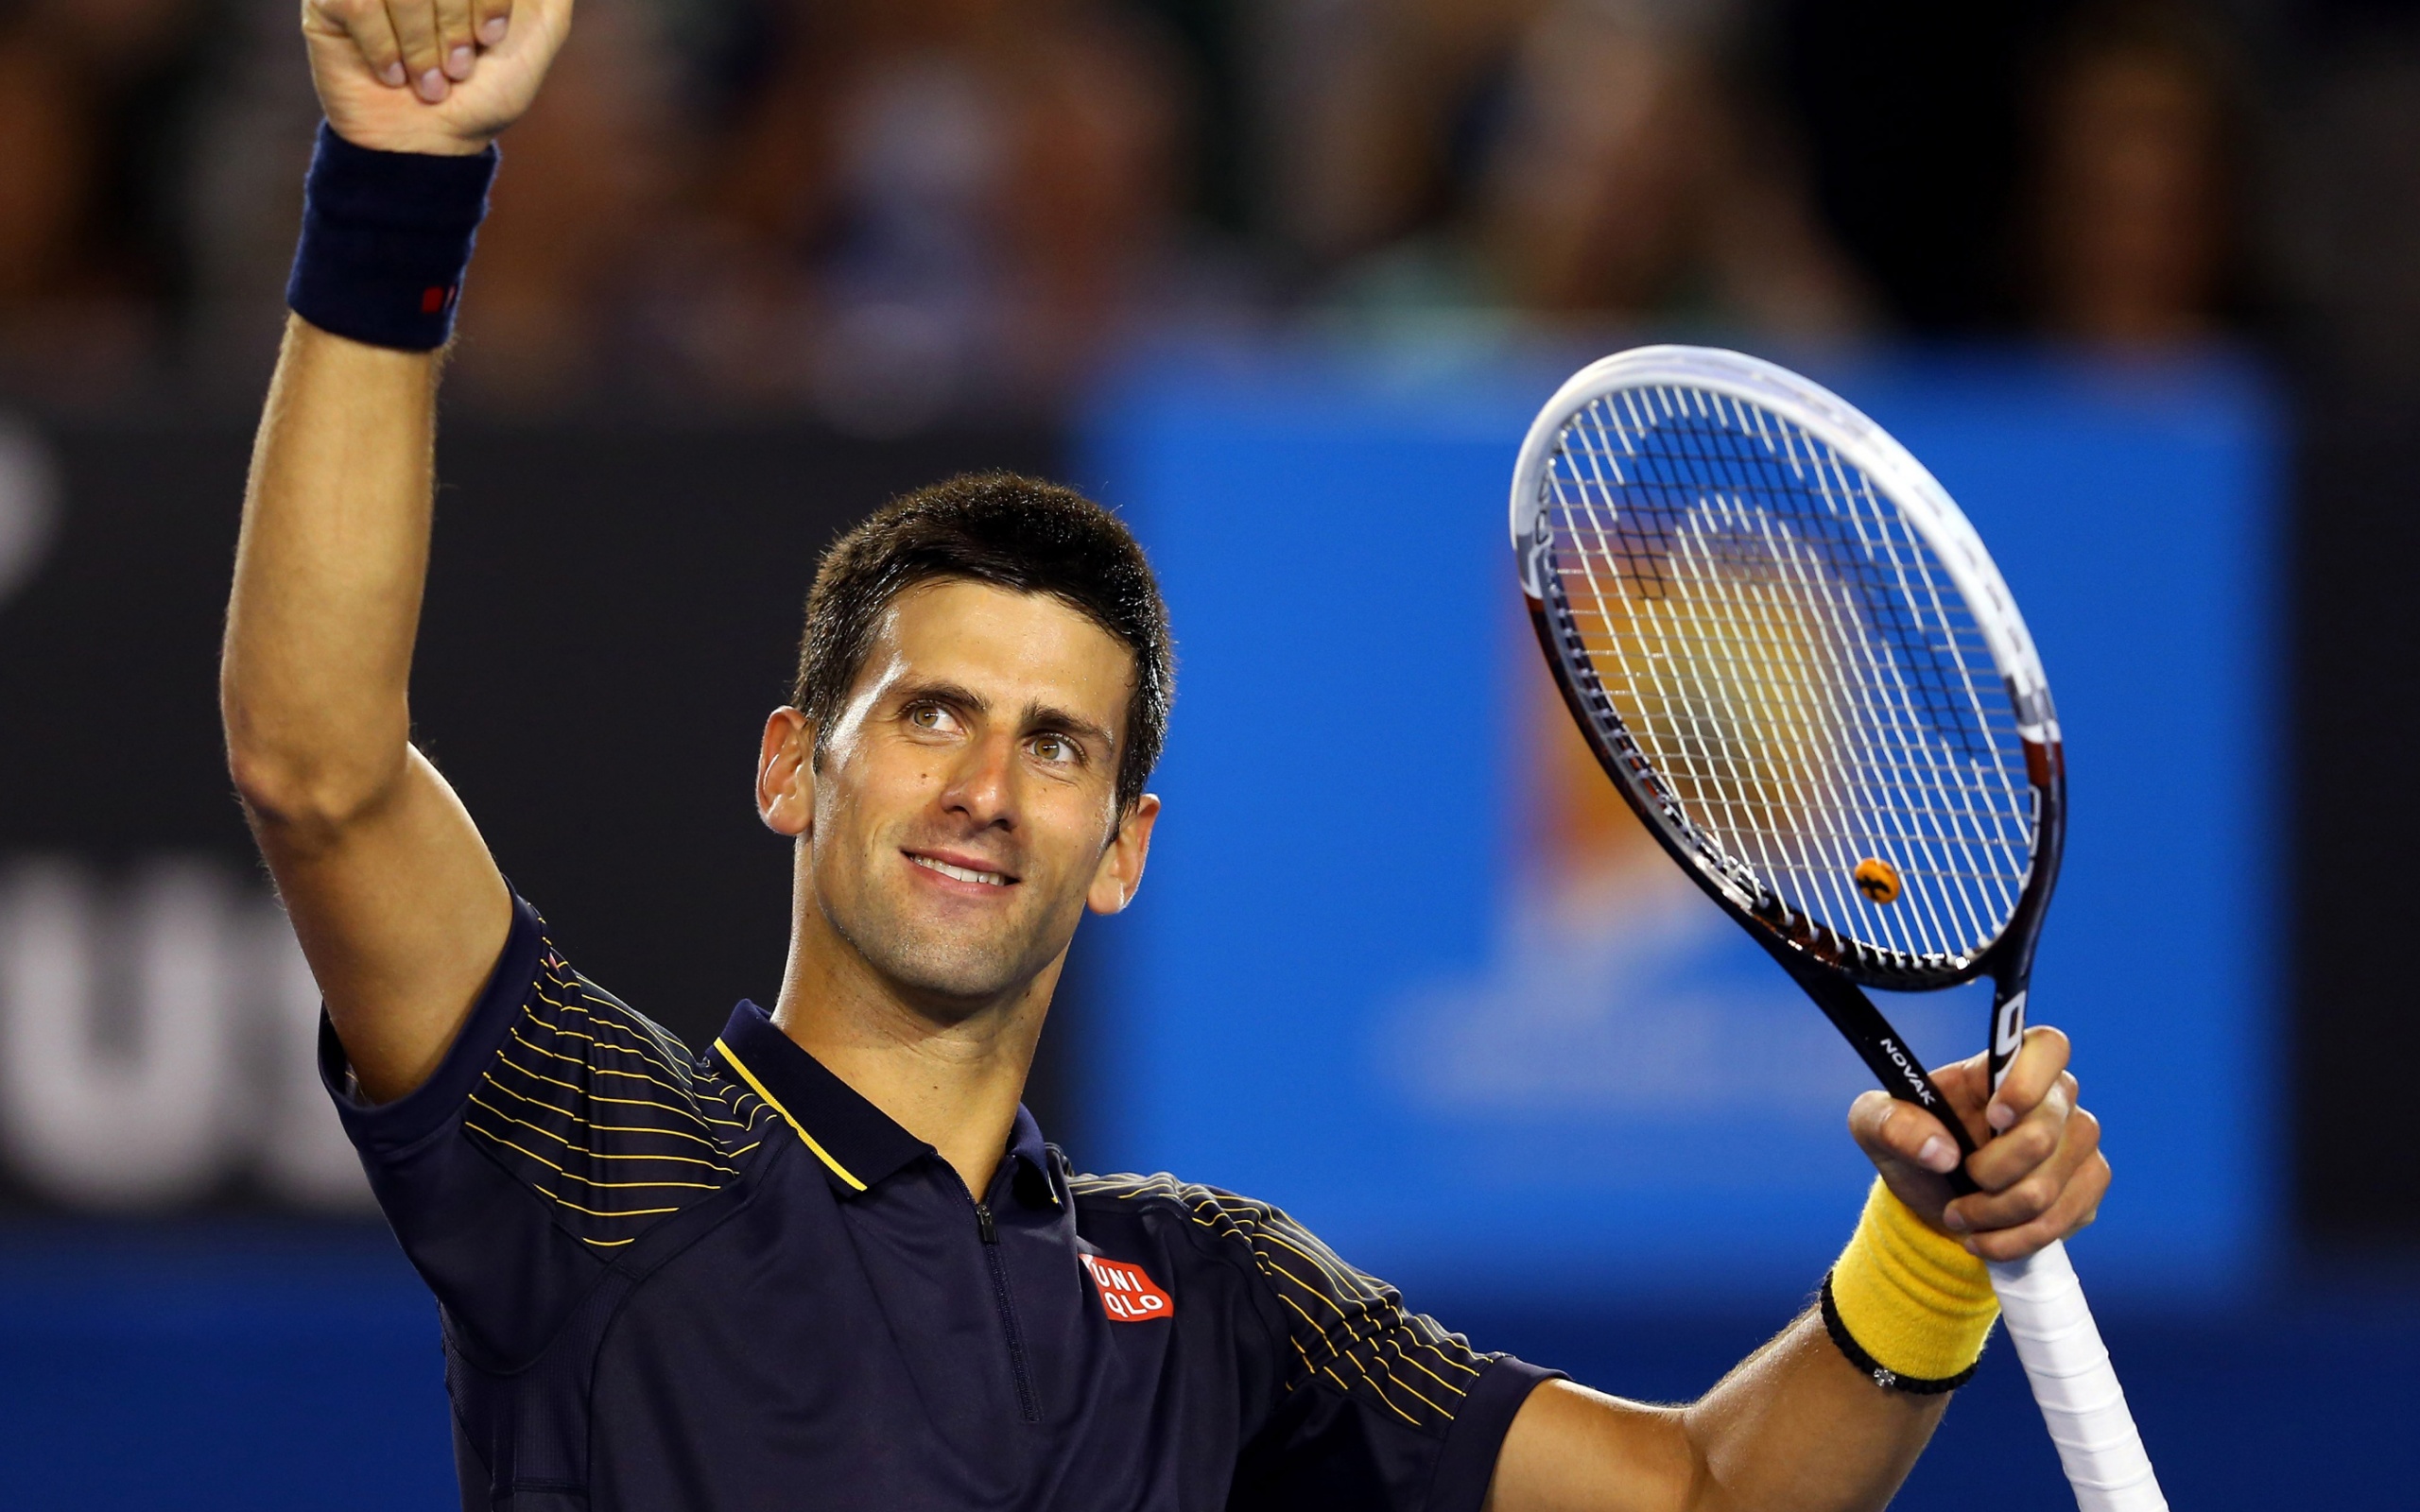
[0,0,2414,1504]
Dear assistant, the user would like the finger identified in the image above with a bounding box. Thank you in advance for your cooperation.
[385,0,451,101]
[432,0,479,80]
[1986,1023,2071,1132]
[1848,1089,1962,1176]
[1914,1051,2003,1148]
[1966,1072,2078,1193]
[473,0,511,48]
[316,0,410,88]
[1949,1104,2100,1232]
[1962,1152,2111,1263]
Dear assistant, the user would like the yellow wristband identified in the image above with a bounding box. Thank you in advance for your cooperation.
[1822,1178,1998,1390]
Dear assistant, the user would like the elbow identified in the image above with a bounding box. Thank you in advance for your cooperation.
[220,669,411,835]
[224,723,405,840]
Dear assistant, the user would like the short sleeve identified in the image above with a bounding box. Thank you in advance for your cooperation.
[319,895,776,1366]
[1184,1187,1562,1512]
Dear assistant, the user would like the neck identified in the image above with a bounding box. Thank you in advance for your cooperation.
[769,887,1056,1200]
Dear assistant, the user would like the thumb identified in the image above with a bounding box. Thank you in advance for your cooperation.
[1848,1089,1965,1225]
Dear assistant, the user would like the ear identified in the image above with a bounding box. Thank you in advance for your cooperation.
[757,708,816,837]
[1086,794,1161,916]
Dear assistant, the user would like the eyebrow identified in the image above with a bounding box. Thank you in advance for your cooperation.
[1026,702,1118,760]
[894,679,1117,758]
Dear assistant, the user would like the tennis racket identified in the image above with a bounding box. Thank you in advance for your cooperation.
[1509,345,2162,1511]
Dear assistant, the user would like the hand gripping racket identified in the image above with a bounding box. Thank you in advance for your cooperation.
[1510,346,2163,1511]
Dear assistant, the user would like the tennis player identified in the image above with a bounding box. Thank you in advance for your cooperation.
[222,4,2114,1508]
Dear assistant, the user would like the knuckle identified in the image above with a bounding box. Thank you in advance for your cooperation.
[2072,1108,2102,1151]
[2013,1173,2057,1217]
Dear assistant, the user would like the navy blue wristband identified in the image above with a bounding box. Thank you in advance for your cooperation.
[285,121,499,352]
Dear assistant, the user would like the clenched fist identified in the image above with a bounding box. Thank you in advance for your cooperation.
[302,0,575,156]
[1848,1023,2111,1263]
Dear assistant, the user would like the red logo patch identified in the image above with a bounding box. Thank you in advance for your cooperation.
[1080,1253,1173,1322]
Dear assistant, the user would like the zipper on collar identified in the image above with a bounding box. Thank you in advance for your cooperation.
[975,1200,1041,1423]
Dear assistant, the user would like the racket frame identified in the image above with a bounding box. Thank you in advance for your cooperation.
[1508,345,2066,1148]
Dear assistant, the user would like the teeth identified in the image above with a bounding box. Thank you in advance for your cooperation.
[911,855,1010,887]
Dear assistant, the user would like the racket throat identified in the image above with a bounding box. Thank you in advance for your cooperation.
[1989,980,2029,1095]
[1761,937,1980,1175]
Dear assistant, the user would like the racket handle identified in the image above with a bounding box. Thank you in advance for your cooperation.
[1986,1239,2166,1511]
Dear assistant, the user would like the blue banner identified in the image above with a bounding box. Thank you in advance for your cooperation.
[1081,344,2277,1303]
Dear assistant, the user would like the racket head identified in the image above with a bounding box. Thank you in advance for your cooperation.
[1510,346,2066,989]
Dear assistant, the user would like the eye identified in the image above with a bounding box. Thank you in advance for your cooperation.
[1030,733,1076,765]
[906,702,959,734]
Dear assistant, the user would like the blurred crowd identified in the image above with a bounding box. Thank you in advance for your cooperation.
[0,0,2402,421]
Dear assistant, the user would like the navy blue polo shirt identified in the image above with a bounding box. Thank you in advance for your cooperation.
[324,896,1558,1511]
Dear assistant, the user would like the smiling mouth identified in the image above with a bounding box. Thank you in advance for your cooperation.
[908,854,1015,887]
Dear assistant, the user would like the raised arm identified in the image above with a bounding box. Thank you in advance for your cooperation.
[221,0,572,1102]
[1485,1028,2110,1512]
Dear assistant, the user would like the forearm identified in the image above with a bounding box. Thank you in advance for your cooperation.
[1488,1316,1942,1512]
[223,316,441,831]
[1678,1311,1943,1512]
[1492,1176,2010,1512]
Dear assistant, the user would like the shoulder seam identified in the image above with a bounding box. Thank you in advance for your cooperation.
[463,951,777,1253]
[1067,1175,1488,1430]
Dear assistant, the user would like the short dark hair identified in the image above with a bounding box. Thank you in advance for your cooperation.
[791,472,1173,816]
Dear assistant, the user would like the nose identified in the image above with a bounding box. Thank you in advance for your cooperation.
[939,730,1017,832]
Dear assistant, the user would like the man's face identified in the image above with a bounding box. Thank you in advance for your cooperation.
[777,579,1154,1010]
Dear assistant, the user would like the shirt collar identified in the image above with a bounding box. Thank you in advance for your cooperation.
[713,1000,1056,1206]
[1003,1103,1059,1211]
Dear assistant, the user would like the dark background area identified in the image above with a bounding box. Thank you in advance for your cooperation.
[2291,393,2420,1256]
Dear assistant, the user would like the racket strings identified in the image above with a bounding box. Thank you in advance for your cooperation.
[1569,403,2018,964]
[1542,383,2035,967]
[1564,388,2027,959]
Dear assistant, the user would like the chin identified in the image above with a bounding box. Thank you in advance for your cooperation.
[877,945,1037,1007]
[821,871,1070,1006]
[858,914,1052,1005]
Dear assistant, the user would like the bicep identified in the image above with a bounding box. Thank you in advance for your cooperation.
[1485,1380,1701,1512]
[254,745,510,1103]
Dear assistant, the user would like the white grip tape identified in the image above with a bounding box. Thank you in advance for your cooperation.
[1986,1240,2167,1510]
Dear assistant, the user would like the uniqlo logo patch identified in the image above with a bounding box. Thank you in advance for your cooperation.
[1080,1253,1173,1322]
